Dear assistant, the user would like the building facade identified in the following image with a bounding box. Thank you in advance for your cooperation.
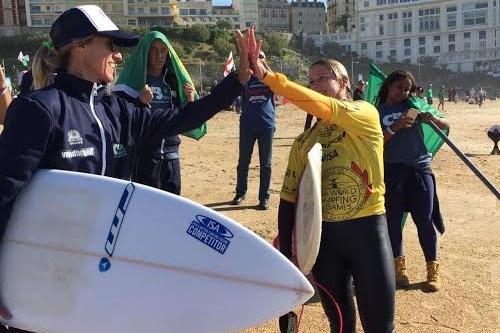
[125,0,178,27]
[326,0,355,33]
[356,0,500,73]
[233,0,258,29]
[257,0,289,32]
[289,0,326,35]
[0,0,23,35]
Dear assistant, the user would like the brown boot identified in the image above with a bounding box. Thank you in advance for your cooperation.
[394,256,410,287]
[426,261,441,292]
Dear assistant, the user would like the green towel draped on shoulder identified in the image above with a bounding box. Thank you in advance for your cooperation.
[114,30,206,140]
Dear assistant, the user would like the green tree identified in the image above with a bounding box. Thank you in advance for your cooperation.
[303,37,318,56]
[261,32,288,57]
[213,37,235,60]
[215,20,232,30]
[184,24,210,43]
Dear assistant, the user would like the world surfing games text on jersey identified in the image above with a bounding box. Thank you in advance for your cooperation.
[187,215,233,254]
[99,183,135,272]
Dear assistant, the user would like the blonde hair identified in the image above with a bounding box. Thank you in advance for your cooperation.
[310,58,351,100]
[32,35,94,90]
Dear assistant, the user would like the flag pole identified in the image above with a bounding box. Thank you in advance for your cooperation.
[428,121,500,199]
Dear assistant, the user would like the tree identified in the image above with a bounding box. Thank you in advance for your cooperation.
[261,32,288,57]
[215,20,232,30]
[322,41,345,59]
[213,37,235,60]
[303,37,318,56]
[184,24,210,43]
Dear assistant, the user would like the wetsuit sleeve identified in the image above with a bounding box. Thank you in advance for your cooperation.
[0,97,53,234]
[144,73,243,139]
[278,199,295,260]
[262,72,382,138]
[280,139,304,204]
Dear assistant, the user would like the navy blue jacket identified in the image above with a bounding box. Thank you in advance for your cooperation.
[0,72,242,230]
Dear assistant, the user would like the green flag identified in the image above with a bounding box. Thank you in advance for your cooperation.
[364,63,386,105]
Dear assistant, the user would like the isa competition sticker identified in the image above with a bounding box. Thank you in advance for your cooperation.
[187,215,233,254]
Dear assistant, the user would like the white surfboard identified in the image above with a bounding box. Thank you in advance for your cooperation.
[0,170,314,333]
[294,143,322,275]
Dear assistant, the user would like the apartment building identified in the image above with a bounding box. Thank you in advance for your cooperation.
[356,0,500,73]
[258,0,289,32]
[0,0,26,35]
[233,0,258,29]
[326,0,355,33]
[289,0,326,35]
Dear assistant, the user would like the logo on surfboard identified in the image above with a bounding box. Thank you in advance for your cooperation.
[99,183,135,272]
[186,215,233,254]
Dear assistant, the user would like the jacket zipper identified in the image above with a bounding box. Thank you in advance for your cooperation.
[90,84,107,175]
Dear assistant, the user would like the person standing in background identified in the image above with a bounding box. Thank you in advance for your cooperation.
[232,51,275,210]
[353,79,366,101]
[426,83,434,105]
[438,85,445,110]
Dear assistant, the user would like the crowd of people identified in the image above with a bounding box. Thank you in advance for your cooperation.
[0,5,457,333]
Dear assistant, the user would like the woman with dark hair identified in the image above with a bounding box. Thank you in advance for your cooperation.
[0,6,251,330]
[247,27,395,332]
[375,70,449,292]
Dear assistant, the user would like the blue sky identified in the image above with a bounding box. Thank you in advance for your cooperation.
[212,0,326,5]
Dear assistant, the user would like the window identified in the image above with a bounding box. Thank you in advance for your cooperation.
[137,7,144,14]
[404,48,411,56]
[376,41,383,46]
[464,52,471,60]
[30,5,41,14]
[419,36,425,45]
[364,1,369,7]
[150,7,158,15]
[262,9,268,17]
[379,25,384,35]
[448,34,455,42]
[189,9,196,15]
[161,7,169,15]
[376,51,383,58]
[464,32,471,39]
[419,7,440,32]
[128,7,136,14]
[464,42,471,50]
[463,2,488,26]
[434,35,440,42]
[44,18,53,26]
[388,12,398,36]
[434,45,440,53]
[480,40,487,48]
[379,15,384,21]
[419,47,425,55]
[447,6,457,29]
[479,51,486,58]
[404,39,411,47]
[390,50,396,57]
[479,31,486,39]
[361,42,367,50]
[31,18,43,25]
[199,9,207,15]
[448,44,455,52]
[128,19,136,25]
[180,9,188,15]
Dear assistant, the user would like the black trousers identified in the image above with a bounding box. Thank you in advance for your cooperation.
[312,215,395,333]
[134,157,181,195]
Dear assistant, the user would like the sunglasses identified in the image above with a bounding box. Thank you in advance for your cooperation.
[106,39,117,53]
[259,54,265,60]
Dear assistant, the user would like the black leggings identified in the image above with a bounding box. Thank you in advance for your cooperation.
[312,215,395,333]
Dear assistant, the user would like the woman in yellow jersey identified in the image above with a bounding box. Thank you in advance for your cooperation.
[246,29,395,333]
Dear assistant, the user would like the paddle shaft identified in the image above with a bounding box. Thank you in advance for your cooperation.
[428,121,500,200]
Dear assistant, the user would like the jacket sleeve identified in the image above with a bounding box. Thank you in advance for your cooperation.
[0,96,53,234]
[142,73,243,141]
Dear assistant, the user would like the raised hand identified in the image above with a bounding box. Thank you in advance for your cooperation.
[0,65,6,90]
[233,30,252,85]
[246,27,270,81]
[182,82,195,102]
[139,84,153,105]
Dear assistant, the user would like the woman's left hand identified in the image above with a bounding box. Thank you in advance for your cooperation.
[182,82,195,102]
